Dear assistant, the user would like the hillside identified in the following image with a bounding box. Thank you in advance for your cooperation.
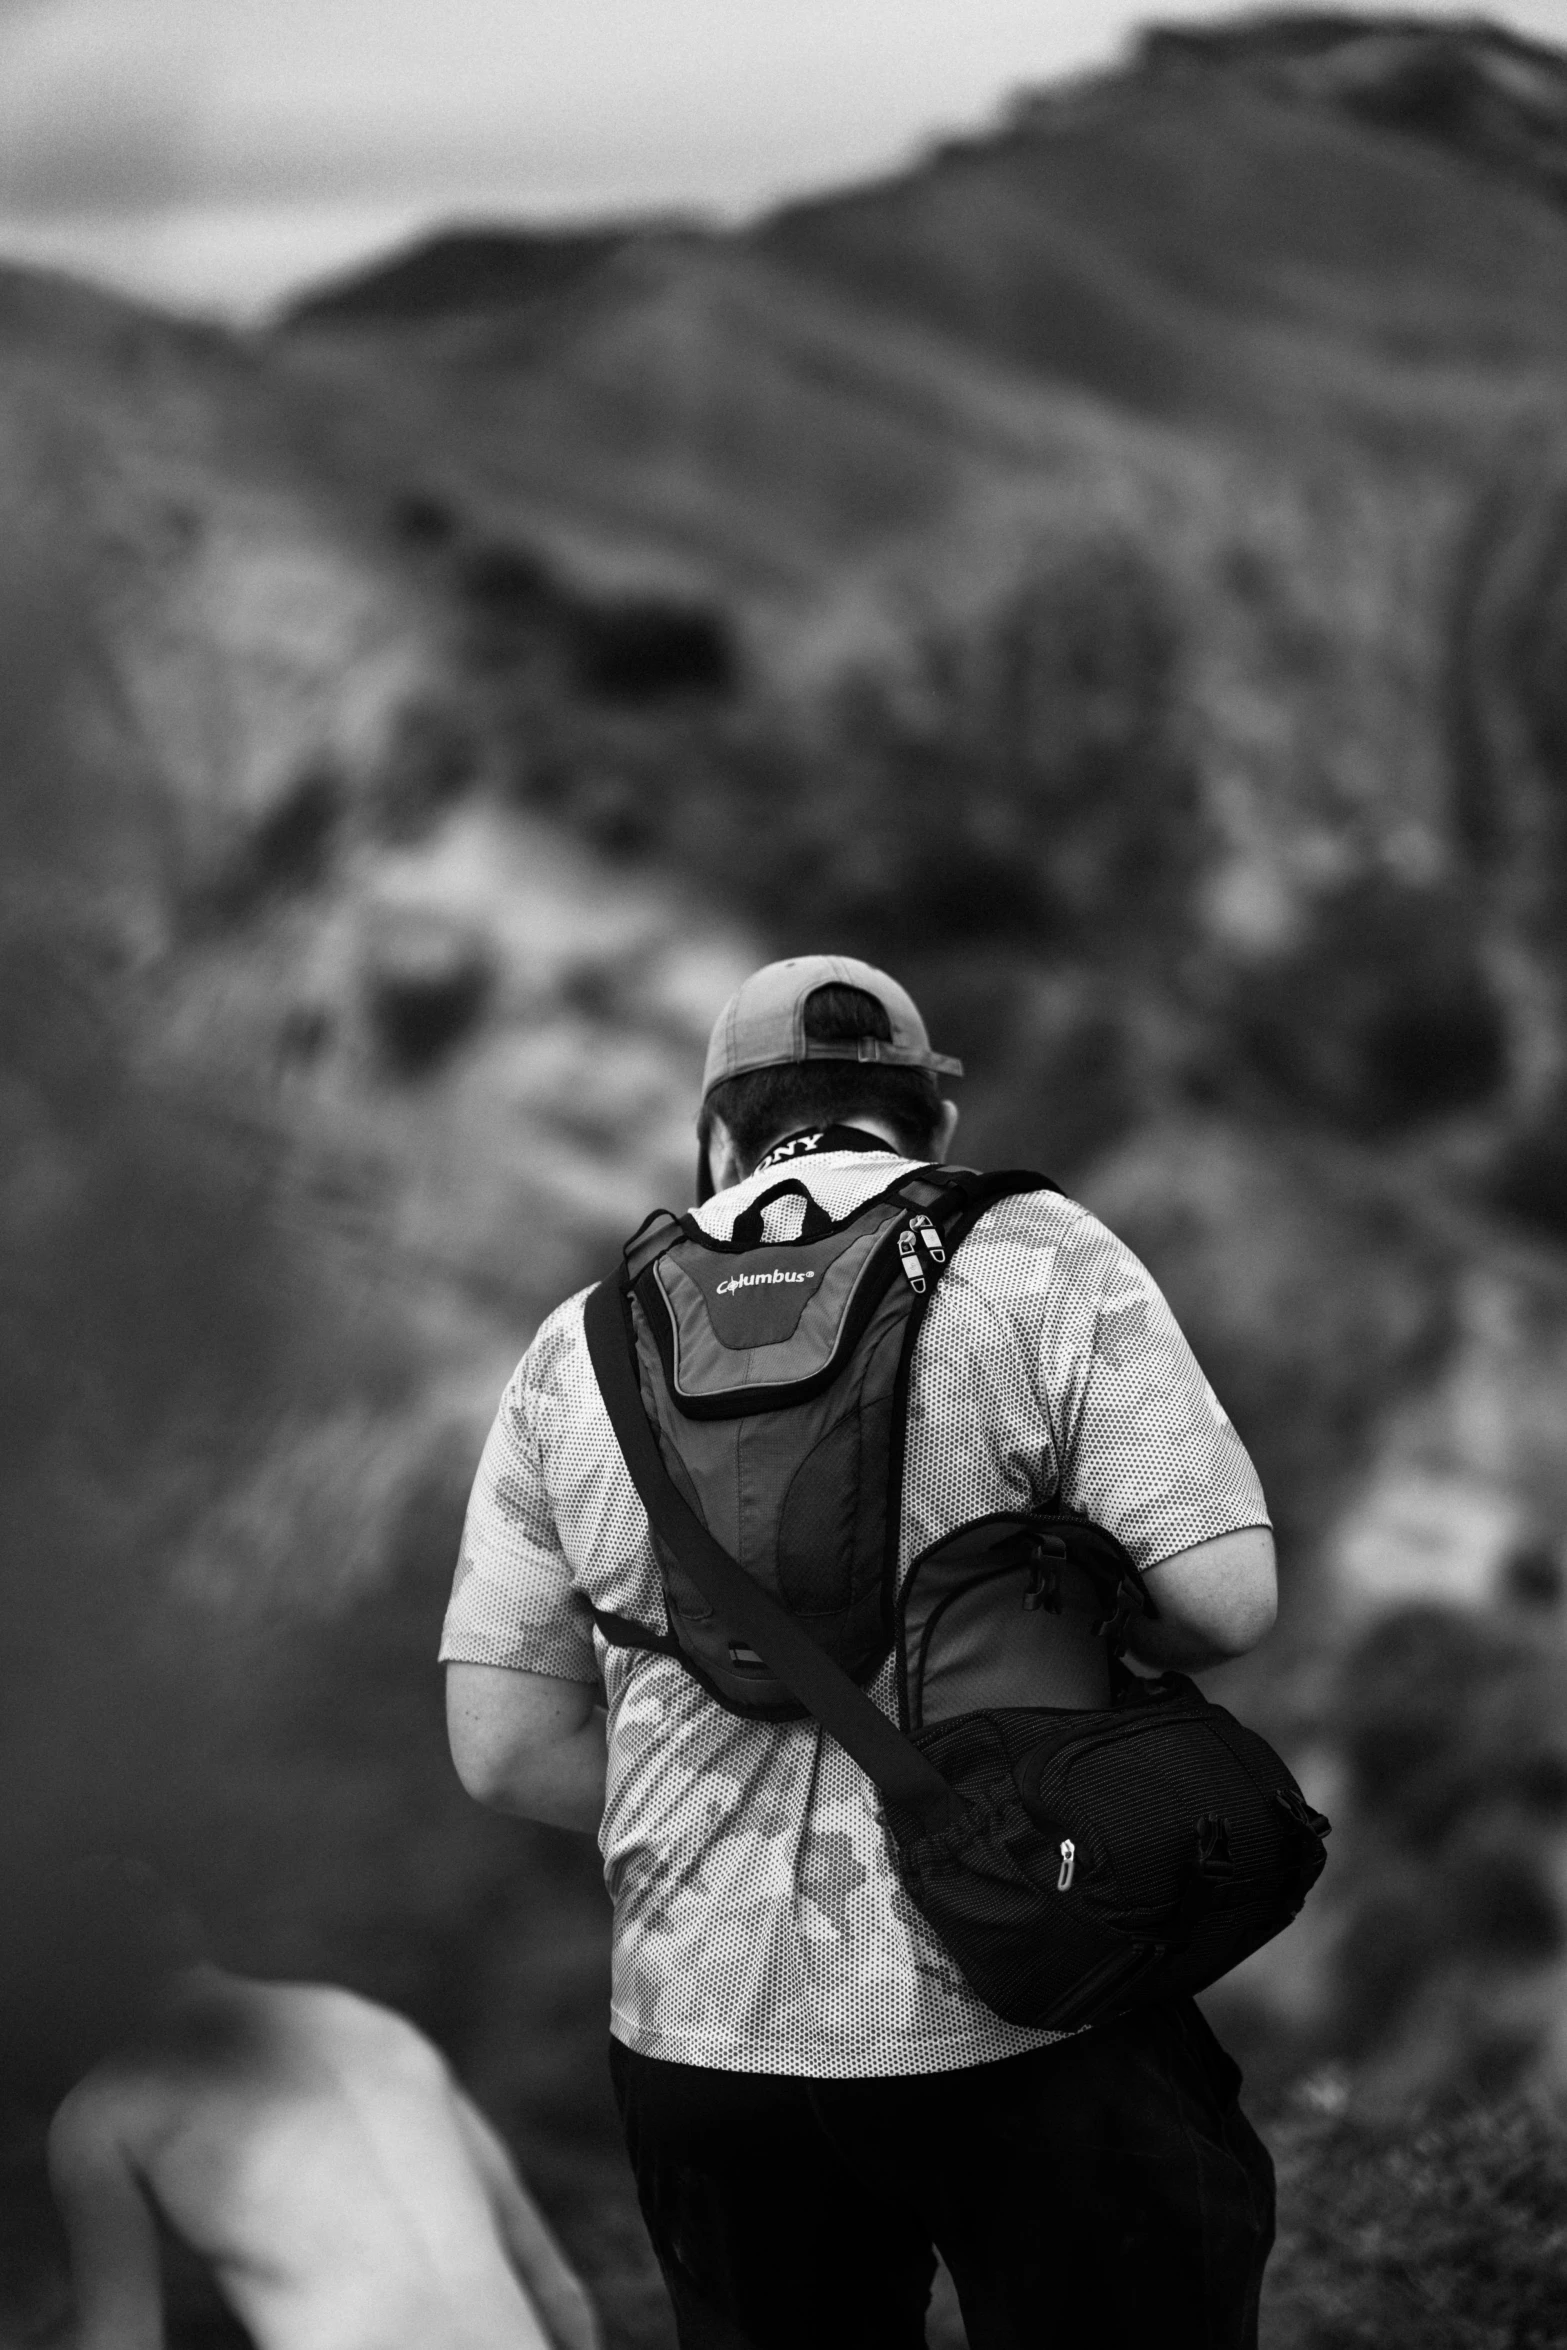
[274,14,1567,610]
[8,13,1567,2341]
[254,12,1567,1312]
[287,225,660,327]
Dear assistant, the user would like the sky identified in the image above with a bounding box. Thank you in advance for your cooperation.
[2,0,1565,320]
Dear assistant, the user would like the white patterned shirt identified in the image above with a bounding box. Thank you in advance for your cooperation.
[440,1146,1269,2077]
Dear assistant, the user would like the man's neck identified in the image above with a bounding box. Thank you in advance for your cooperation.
[750,1120,903,1176]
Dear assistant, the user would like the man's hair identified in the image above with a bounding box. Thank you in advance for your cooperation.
[700,983,945,1170]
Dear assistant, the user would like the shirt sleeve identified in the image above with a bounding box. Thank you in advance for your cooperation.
[439,1353,599,1682]
[1044,1214,1270,1571]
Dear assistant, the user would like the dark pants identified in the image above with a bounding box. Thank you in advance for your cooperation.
[609,2003,1274,2350]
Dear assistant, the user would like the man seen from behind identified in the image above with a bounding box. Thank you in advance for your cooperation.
[444,953,1279,2350]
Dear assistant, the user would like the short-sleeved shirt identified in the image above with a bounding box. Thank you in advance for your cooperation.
[441,1147,1269,2078]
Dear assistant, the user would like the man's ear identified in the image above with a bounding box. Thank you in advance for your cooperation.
[705,1114,747,1195]
[934,1098,960,1162]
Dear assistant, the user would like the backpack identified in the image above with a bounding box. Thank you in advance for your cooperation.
[584,1158,1329,2034]
[587,1159,1049,1715]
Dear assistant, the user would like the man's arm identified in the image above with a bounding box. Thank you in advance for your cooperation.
[452,2090,603,2350]
[1125,1526,1277,1673]
[446,1664,606,1833]
[47,2091,165,2350]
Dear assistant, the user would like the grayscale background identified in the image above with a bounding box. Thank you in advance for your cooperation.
[5,3,1567,2342]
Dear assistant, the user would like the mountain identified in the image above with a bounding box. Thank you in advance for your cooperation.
[12,3,1567,1650]
[258,12,1567,1252]
[1143,11,1567,201]
[288,14,1567,391]
[275,11,1567,589]
[285,223,674,327]
[7,16,1567,2228]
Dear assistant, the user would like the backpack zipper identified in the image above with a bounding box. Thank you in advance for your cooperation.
[1057,1838,1076,1892]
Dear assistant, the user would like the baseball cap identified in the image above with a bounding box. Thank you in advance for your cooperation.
[701,954,963,1100]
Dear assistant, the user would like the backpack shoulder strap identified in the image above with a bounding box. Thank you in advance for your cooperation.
[621,1207,687,1285]
[583,1275,961,1829]
[893,1165,1061,1222]
[881,1166,1060,1291]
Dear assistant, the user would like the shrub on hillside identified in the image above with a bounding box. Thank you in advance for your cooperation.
[202,764,344,917]
[1225,873,1508,1133]
[568,597,738,705]
[1322,1603,1567,2101]
[794,536,1206,957]
[361,911,494,1075]
[910,959,1144,1180]
[1448,461,1567,1146]
[458,539,563,633]
[1266,2093,1567,2350]
[471,531,1205,977]
[366,693,479,842]
[1489,1093,1567,1240]
[388,487,459,550]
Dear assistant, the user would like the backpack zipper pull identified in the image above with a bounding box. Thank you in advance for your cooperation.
[909,1212,947,1265]
[897,1231,927,1294]
[1057,1839,1076,1893]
